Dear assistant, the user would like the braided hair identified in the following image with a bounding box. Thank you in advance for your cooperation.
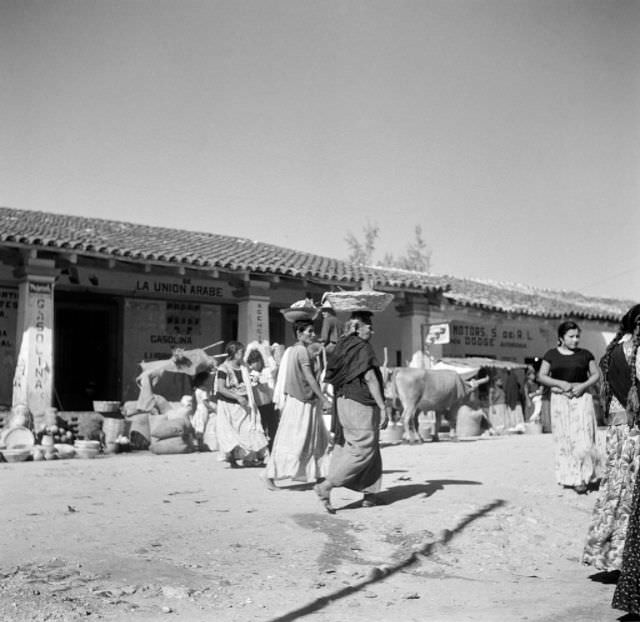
[600,304,640,423]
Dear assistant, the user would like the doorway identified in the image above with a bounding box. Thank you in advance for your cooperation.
[54,293,121,411]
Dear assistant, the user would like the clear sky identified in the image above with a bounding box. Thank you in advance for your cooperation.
[2,1,639,300]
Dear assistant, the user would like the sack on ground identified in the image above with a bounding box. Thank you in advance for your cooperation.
[127,412,151,449]
[149,436,194,455]
[77,412,104,441]
[149,413,189,441]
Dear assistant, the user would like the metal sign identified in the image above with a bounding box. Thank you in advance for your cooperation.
[425,322,450,345]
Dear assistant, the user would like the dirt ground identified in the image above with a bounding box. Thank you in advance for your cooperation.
[0,433,629,622]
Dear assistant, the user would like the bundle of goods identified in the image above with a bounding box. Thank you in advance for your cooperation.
[119,401,151,450]
[149,405,195,455]
[323,288,394,313]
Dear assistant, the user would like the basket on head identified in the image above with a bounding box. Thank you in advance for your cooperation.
[324,290,394,313]
[281,300,319,323]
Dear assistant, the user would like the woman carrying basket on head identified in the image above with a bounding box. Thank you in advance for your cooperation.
[263,308,331,490]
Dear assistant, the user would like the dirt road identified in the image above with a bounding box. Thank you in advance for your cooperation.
[0,434,626,621]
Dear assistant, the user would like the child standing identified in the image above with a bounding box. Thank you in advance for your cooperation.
[192,371,216,451]
[246,348,279,453]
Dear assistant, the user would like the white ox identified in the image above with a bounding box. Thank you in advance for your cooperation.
[385,367,486,443]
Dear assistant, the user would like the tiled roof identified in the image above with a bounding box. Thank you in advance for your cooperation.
[0,207,448,292]
[443,276,635,322]
[0,207,634,322]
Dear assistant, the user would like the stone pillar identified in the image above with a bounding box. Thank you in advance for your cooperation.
[395,297,430,366]
[12,259,57,426]
[236,282,271,345]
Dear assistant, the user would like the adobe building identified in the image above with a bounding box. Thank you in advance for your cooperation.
[0,207,633,418]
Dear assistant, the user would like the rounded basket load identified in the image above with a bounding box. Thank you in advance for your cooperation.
[324,289,393,313]
[281,300,319,323]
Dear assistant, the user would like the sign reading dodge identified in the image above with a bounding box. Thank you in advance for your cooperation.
[425,323,450,345]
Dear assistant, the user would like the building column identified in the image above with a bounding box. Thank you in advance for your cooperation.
[236,282,271,345]
[12,259,57,425]
[395,297,430,365]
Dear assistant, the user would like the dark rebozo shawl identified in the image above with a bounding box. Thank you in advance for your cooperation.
[324,334,378,389]
[324,334,382,445]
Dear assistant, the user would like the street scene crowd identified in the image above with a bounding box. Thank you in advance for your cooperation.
[3,294,640,620]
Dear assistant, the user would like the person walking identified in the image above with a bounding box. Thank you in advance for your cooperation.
[319,294,340,355]
[538,320,601,494]
[314,311,388,514]
[263,317,331,489]
[215,341,268,468]
[584,304,640,575]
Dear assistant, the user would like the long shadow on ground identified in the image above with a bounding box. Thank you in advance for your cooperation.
[382,479,482,505]
[266,499,505,622]
[336,479,482,511]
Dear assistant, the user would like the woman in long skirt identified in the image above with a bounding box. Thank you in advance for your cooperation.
[584,304,640,573]
[314,311,388,513]
[263,317,331,488]
[215,341,268,467]
[538,320,601,494]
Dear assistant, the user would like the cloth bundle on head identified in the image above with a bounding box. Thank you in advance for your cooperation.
[320,292,334,311]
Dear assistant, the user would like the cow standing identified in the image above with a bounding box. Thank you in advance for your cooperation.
[386,368,481,443]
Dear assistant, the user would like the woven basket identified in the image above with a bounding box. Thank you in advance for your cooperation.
[325,290,394,313]
[281,306,319,323]
[93,400,121,414]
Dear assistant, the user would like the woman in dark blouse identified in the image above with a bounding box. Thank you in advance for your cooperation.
[538,320,600,494]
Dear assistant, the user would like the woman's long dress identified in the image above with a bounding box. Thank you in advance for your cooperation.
[584,420,640,570]
[264,345,329,482]
[215,365,267,463]
[550,392,600,487]
[613,459,640,613]
[586,339,640,573]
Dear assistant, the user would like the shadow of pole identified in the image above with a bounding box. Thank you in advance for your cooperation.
[266,499,506,622]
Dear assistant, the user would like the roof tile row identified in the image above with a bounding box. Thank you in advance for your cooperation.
[0,207,634,322]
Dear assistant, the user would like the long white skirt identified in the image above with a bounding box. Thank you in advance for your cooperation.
[216,400,267,463]
[550,392,600,487]
[264,395,329,483]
